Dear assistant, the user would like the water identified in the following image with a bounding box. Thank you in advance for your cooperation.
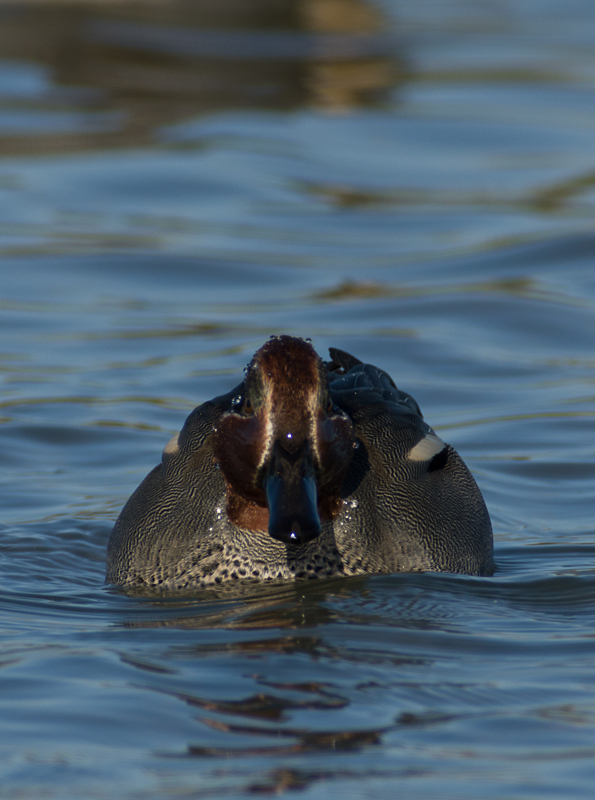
[1,0,595,796]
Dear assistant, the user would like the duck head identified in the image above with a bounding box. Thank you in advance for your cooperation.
[214,336,355,546]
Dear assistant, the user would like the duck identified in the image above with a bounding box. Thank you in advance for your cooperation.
[106,335,493,589]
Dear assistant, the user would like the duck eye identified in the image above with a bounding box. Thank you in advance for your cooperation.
[243,396,254,415]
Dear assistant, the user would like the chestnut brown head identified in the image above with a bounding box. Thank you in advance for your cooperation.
[214,336,354,545]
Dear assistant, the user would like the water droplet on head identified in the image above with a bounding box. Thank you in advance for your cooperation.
[286,432,292,439]
[243,367,249,375]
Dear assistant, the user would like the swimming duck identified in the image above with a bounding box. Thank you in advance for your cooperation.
[106,336,493,589]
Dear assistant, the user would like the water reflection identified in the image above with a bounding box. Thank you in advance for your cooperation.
[111,573,467,643]
[114,576,368,630]
[184,723,383,757]
[0,0,401,156]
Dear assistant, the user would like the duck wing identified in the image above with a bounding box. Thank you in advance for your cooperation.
[326,348,493,576]
[327,348,430,437]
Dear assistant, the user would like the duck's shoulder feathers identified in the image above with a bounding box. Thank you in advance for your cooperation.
[327,349,445,465]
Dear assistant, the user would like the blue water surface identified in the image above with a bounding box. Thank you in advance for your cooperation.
[1,0,595,797]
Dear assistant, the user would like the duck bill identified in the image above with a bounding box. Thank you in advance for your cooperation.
[264,440,321,546]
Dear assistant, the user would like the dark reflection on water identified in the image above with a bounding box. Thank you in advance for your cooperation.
[0,0,400,156]
[2,0,595,797]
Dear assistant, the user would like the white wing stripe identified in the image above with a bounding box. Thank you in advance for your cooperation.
[408,433,446,462]
[163,433,180,455]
